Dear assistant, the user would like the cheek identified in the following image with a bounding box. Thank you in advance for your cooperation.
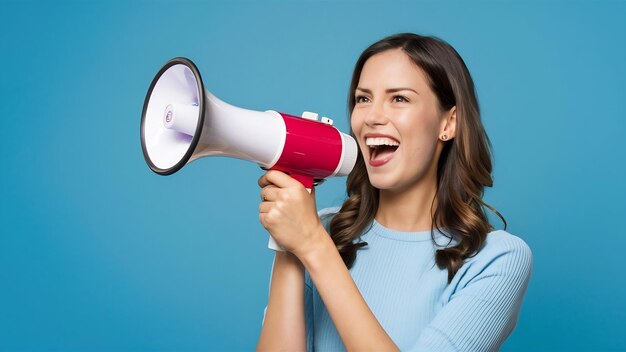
[404,139,437,163]
[397,112,440,140]
[351,112,365,137]
[350,113,368,154]
[397,116,440,160]
[350,111,361,134]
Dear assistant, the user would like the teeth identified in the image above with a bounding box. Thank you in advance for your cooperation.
[366,137,400,147]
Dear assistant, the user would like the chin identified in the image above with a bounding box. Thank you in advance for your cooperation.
[367,172,401,191]
[366,166,432,194]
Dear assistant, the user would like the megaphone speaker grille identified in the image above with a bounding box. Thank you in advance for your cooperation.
[140,58,205,175]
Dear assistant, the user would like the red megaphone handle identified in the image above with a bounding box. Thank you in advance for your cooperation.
[289,173,314,189]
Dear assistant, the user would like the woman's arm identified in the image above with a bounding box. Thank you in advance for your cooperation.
[258,170,398,351]
[295,227,400,352]
[257,251,307,351]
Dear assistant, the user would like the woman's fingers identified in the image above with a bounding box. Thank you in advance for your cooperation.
[260,185,278,202]
[259,200,273,214]
[258,170,303,189]
[266,170,300,188]
[258,173,270,188]
[257,170,319,252]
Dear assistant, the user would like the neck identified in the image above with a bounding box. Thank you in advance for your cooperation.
[376,178,438,232]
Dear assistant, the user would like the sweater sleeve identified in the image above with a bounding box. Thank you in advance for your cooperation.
[409,232,533,352]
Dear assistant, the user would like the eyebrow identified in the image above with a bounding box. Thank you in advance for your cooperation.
[355,87,419,95]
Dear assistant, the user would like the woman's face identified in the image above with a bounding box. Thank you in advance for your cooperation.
[351,48,452,193]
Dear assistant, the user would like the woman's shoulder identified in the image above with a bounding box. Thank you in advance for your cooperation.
[441,229,533,298]
[480,229,533,262]
[457,229,533,286]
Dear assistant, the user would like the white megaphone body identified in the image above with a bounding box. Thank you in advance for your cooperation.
[140,57,357,251]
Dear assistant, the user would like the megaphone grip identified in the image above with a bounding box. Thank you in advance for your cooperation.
[268,236,284,251]
[267,187,312,251]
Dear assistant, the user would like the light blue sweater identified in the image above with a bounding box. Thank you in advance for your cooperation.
[304,208,532,351]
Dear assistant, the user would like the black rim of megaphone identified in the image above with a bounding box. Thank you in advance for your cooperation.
[140,57,205,175]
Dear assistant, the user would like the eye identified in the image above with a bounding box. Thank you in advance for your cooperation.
[392,95,409,103]
[355,95,370,104]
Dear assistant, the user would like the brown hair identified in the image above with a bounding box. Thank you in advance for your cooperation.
[326,33,506,283]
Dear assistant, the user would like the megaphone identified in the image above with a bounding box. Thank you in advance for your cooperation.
[140,57,357,250]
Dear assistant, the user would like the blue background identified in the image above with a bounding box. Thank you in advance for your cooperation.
[1,0,625,351]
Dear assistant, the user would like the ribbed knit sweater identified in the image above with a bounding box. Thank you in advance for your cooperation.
[303,208,532,351]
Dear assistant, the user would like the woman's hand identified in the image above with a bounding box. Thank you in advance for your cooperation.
[258,170,326,259]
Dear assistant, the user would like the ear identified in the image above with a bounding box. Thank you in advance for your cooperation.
[439,106,457,141]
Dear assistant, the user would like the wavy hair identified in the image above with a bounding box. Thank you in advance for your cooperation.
[327,33,506,283]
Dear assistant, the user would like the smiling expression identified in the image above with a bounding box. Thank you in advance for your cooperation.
[351,48,453,193]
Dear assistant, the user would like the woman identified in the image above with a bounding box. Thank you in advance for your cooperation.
[256,33,532,351]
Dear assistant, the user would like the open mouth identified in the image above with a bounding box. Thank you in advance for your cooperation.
[366,137,400,163]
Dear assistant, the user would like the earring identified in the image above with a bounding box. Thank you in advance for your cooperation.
[441,134,448,141]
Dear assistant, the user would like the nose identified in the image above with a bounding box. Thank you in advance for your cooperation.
[364,101,388,127]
